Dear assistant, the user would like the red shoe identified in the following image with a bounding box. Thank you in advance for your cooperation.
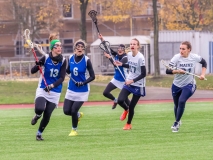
[120,110,129,121]
[123,123,132,130]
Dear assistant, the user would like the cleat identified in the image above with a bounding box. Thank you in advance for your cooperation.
[120,110,129,121]
[171,121,180,132]
[123,123,132,130]
[171,120,182,129]
[78,112,84,123]
[36,135,44,141]
[69,129,78,136]
[112,102,117,109]
[31,115,40,125]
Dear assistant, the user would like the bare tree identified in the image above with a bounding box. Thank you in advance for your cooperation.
[79,0,89,42]
[152,0,160,76]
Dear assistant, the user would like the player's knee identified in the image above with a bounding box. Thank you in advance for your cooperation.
[63,109,71,115]
[103,91,108,97]
[179,99,186,107]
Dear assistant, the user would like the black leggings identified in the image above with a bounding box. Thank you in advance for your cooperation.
[117,88,141,124]
[35,97,56,133]
[103,82,130,106]
[63,99,84,128]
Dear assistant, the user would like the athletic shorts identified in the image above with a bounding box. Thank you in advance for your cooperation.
[123,84,146,97]
[172,83,196,97]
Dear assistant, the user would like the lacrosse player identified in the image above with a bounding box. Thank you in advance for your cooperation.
[114,38,146,130]
[166,41,207,132]
[31,33,67,141]
[63,39,95,136]
[98,34,130,109]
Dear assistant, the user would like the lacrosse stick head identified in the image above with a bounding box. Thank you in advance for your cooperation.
[88,10,98,24]
[99,41,110,53]
[23,29,33,48]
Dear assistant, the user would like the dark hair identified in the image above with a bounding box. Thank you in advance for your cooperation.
[181,41,192,51]
[119,44,125,48]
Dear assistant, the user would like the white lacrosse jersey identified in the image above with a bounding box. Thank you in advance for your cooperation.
[126,51,146,87]
[169,53,202,87]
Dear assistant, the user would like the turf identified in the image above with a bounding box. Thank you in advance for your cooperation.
[0,102,213,160]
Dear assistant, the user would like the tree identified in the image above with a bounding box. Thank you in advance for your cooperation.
[159,0,213,31]
[0,0,62,40]
[152,0,160,76]
[79,0,89,42]
[96,0,147,23]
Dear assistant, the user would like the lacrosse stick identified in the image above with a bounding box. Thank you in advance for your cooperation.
[88,10,100,34]
[99,41,126,80]
[34,44,47,56]
[161,60,207,80]
[66,73,77,83]
[23,29,50,92]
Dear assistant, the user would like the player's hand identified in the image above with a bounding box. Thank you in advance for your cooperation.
[75,81,84,87]
[199,74,205,80]
[125,80,134,85]
[176,69,185,74]
[114,61,122,66]
[44,84,53,92]
[35,60,44,67]
[104,52,111,58]
[98,34,104,41]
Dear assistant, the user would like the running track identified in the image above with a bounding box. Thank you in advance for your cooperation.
[0,98,212,109]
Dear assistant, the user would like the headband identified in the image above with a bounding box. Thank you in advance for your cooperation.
[50,39,60,50]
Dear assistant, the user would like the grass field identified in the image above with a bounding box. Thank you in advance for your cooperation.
[0,74,213,104]
[1,102,213,160]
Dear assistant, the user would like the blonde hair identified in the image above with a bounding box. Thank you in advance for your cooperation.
[131,38,141,49]
[74,39,87,48]
[49,33,59,42]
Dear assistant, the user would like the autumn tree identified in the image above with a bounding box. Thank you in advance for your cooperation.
[96,0,147,23]
[0,0,62,40]
[159,0,213,31]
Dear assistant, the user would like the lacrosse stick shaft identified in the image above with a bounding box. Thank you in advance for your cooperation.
[66,73,77,83]
[161,60,207,80]
[94,23,100,34]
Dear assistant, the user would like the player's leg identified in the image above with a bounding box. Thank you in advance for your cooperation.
[31,97,46,125]
[171,84,182,120]
[36,101,56,140]
[103,82,117,109]
[172,84,196,132]
[63,98,74,116]
[69,101,84,136]
[123,94,140,130]
[176,85,196,122]
[117,88,131,121]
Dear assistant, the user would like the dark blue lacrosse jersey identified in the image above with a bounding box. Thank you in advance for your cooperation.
[39,55,64,93]
[68,55,89,92]
[114,55,126,82]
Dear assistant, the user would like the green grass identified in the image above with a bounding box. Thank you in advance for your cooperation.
[0,102,213,160]
[0,81,121,104]
[0,74,212,104]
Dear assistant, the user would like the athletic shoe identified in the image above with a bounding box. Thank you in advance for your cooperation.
[36,135,44,141]
[170,120,182,129]
[112,102,117,109]
[78,112,84,123]
[31,115,40,125]
[120,110,129,121]
[171,121,180,132]
[69,129,78,136]
[123,123,132,130]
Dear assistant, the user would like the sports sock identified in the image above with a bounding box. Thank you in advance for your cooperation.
[114,98,117,103]
[37,130,42,135]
